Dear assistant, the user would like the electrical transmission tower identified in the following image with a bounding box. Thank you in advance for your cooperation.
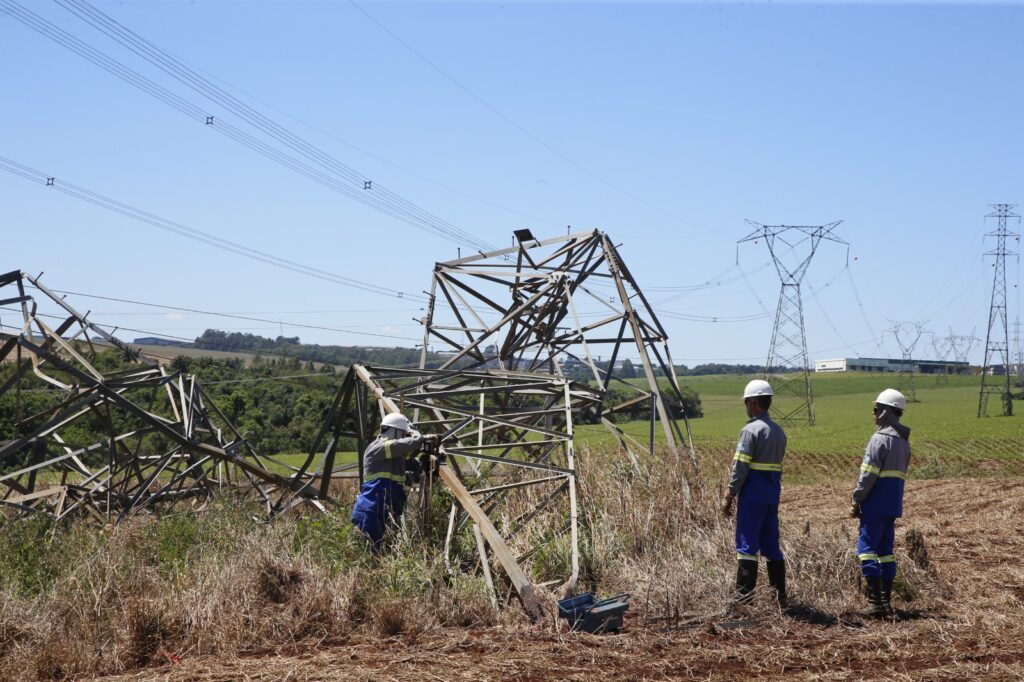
[930,333,953,385]
[738,220,847,425]
[979,204,1019,417]
[947,330,978,376]
[888,321,925,402]
[949,332,978,366]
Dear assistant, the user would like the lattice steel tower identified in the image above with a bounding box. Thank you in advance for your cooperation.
[738,220,847,425]
[978,204,1019,417]
[931,333,952,385]
[948,330,979,374]
[888,321,925,401]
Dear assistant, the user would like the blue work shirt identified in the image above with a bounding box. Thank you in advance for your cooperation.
[729,413,787,506]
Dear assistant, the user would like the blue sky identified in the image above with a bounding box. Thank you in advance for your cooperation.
[1,0,1022,366]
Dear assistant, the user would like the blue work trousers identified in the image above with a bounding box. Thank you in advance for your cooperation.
[736,501,784,561]
[350,479,406,549]
[857,516,897,580]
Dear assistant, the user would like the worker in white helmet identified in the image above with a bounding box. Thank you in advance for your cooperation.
[851,388,912,618]
[350,412,427,549]
[722,379,788,608]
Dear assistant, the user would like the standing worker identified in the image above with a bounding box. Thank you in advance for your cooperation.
[851,389,911,618]
[350,412,425,550]
[721,380,788,608]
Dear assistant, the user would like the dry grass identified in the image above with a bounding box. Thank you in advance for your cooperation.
[1,445,1022,680]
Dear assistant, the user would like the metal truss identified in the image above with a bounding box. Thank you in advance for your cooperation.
[0,270,328,521]
[1,227,698,618]
[888,321,925,402]
[337,364,601,616]
[418,229,696,481]
[737,221,847,425]
[979,204,1019,417]
[930,333,953,386]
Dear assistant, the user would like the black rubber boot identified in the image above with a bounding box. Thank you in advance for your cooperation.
[766,559,788,610]
[864,578,886,619]
[881,579,895,618]
[735,559,758,605]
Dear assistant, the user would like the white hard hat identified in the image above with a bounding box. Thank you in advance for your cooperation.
[381,412,412,433]
[743,379,774,399]
[875,389,907,411]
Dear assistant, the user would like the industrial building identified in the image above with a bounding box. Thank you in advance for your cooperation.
[814,357,972,374]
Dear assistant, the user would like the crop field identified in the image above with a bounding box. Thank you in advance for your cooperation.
[0,372,1021,680]
[93,477,1024,681]
[580,372,1024,483]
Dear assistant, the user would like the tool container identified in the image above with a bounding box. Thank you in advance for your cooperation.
[557,592,629,633]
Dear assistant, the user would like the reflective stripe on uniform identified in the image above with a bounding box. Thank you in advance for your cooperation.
[878,470,906,479]
[860,463,880,475]
[737,552,758,561]
[734,452,752,463]
[858,553,879,562]
[749,462,782,472]
[384,441,393,459]
[878,555,896,563]
[364,471,405,484]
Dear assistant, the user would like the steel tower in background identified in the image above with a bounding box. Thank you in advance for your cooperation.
[947,330,979,371]
[931,333,953,385]
[738,220,847,425]
[888,321,925,402]
[978,204,1019,417]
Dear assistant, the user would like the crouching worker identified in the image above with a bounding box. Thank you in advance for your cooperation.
[350,412,423,550]
[851,389,911,619]
[721,380,788,609]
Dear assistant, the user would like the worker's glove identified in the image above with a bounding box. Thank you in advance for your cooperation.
[419,434,440,455]
[721,493,735,517]
[849,502,861,518]
[404,456,423,486]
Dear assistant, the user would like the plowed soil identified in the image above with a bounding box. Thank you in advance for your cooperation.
[98,478,1024,681]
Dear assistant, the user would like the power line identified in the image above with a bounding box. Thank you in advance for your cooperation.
[804,268,861,357]
[347,0,733,240]
[87,308,422,316]
[0,307,195,343]
[23,285,423,342]
[0,155,429,303]
[54,0,493,252]
[655,309,771,324]
[3,0,492,252]
[154,49,565,230]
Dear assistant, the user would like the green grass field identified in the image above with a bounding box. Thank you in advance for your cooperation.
[261,451,358,476]
[221,372,1022,484]
[577,371,1023,481]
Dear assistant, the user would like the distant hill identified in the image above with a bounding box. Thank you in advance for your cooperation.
[192,329,442,368]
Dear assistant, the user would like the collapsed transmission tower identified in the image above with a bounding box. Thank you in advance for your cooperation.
[0,270,332,521]
[888,321,925,402]
[978,204,1019,417]
[737,220,847,425]
[419,229,697,472]
[351,229,697,611]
